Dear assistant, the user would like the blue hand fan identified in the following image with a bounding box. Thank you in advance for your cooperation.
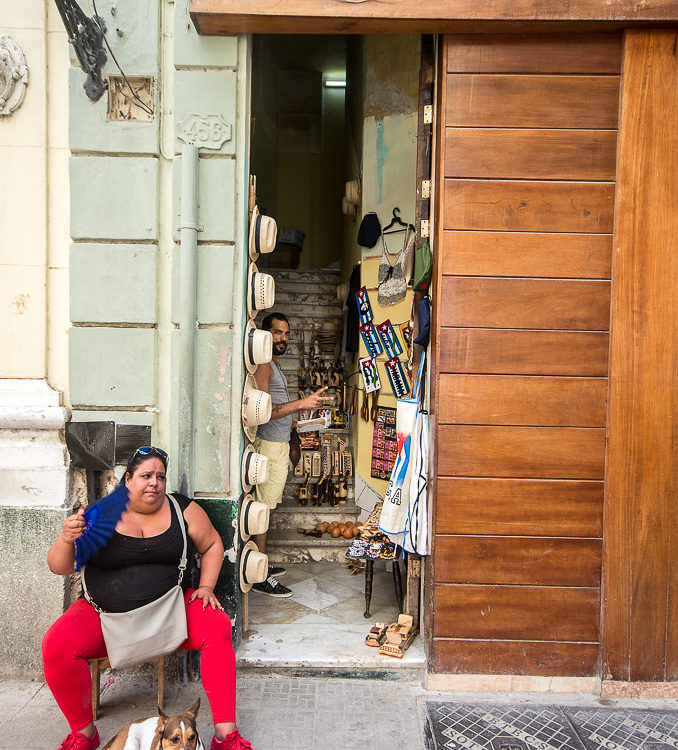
[75,483,130,571]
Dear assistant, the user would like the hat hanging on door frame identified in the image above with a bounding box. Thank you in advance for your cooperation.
[239,494,270,540]
[247,262,275,320]
[239,539,268,592]
[241,444,270,492]
[242,374,272,442]
[248,205,278,262]
[244,319,273,374]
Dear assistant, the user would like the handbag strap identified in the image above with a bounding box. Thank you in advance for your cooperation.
[169,493,188,585]
[81,494,188,612]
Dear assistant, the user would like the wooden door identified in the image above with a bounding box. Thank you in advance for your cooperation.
[427,33,621,676]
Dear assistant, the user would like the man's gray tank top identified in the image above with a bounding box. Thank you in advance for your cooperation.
[257,360,293,442]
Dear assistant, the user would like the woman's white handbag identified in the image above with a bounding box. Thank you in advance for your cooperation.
[81,494,189,669]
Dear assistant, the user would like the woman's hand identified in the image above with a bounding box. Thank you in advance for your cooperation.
[189,585,224,612]
[61,507,86,544]
[47,507,85,575]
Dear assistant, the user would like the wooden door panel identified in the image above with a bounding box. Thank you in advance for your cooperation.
[440,277,611,330]
[432,639,600,676]
[433,584,600,641]
[435,536,602,586]
[438,425,606,478]
[442,231,612,279]
[436,477,604,537]
[603,29,678,682]
[439,329,610,376]
[446,34,622,74]
[446,74,620,128]
[444,179,615,233]
[439,374,607,426]
[445,129,617,181]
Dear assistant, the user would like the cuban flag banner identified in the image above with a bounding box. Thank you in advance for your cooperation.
[359,356,381,393]
[399,321,412,356]
[384,356,410,398]
[355,286,373,325]
[360,322,383,359]
[375,319,403,360]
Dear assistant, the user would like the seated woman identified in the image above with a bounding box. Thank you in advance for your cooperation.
[42,446,252,750]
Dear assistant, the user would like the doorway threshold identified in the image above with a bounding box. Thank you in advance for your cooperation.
[236,561,425,678]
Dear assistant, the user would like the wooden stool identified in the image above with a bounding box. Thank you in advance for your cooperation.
[90,657,164,719]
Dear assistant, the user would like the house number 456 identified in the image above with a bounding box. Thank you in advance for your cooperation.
[178,114,232,150]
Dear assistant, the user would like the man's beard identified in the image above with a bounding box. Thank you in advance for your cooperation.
[273,341,287,355]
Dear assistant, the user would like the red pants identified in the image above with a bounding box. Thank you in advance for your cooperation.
[42,589,236,733]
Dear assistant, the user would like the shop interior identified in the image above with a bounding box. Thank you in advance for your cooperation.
[240,34,426,668]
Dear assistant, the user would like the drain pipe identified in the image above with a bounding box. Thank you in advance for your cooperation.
[178,143,199,495]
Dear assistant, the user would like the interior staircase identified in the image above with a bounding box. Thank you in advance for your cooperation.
[263,266,360,563]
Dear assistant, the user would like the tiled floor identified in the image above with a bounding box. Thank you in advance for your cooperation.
[425,702,678,750]
[239,560,426,670]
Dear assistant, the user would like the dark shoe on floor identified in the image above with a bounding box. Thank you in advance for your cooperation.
[268,565,286,578]
[59,729,100,750]
[211,729,253,749]
[252,576,292,597]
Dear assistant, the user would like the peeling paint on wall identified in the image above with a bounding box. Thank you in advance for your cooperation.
[375,121,389,206]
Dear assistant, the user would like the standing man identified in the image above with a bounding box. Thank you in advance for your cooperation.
[251,312,329,597]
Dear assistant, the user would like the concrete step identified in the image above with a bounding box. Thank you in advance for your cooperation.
[269,268,342,285]
[266,528,355,563]
[269,501,360,530]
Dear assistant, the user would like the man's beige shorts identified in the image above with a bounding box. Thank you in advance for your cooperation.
[252,437,290,509]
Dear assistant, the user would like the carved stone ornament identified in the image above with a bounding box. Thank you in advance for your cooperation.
[177,113,232,150]
[0,36,29,116]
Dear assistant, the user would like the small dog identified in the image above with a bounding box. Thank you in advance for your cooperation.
[103,698,204,750]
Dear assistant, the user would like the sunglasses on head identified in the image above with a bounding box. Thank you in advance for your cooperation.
[129,445,168,467]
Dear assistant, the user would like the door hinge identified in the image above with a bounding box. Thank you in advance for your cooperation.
[423,104,433,124]
[421,179,431,199]
[420,219,430,238]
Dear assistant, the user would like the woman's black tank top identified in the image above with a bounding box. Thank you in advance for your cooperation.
[82,493,194,613]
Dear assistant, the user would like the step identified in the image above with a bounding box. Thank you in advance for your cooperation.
[269,503,360,530]
[269,268,342,285]
[266,528,356,563]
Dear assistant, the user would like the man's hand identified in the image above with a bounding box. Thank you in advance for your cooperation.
[302,386,331,410]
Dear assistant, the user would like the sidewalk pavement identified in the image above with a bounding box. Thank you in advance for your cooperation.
[4,668,678,750]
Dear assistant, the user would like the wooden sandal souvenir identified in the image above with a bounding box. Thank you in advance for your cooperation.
[365,622,387,647]
[378,614,417,658]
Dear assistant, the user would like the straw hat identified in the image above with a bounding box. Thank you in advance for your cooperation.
[239,494,270,540]
[241,444,270,492]
[242,375,272,442]
[248,205,278,262]
[239,540,268,592]
[244,319,273,374]
[247,262,275,320]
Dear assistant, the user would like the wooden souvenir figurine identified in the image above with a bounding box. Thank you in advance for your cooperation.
[298,473,310,506]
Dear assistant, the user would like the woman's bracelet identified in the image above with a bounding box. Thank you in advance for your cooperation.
[197,584,214,591]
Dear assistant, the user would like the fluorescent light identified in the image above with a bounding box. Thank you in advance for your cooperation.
[324,79,346,88]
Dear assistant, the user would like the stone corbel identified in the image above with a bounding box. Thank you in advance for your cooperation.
[0,36,29,116]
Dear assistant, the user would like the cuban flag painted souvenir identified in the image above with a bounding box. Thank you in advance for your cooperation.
[399,321,412,357]
[360,322,383,359]
[355,286,374,325]
[375,319,403,360]
[384,356,410,398]
[359,356,381,393]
